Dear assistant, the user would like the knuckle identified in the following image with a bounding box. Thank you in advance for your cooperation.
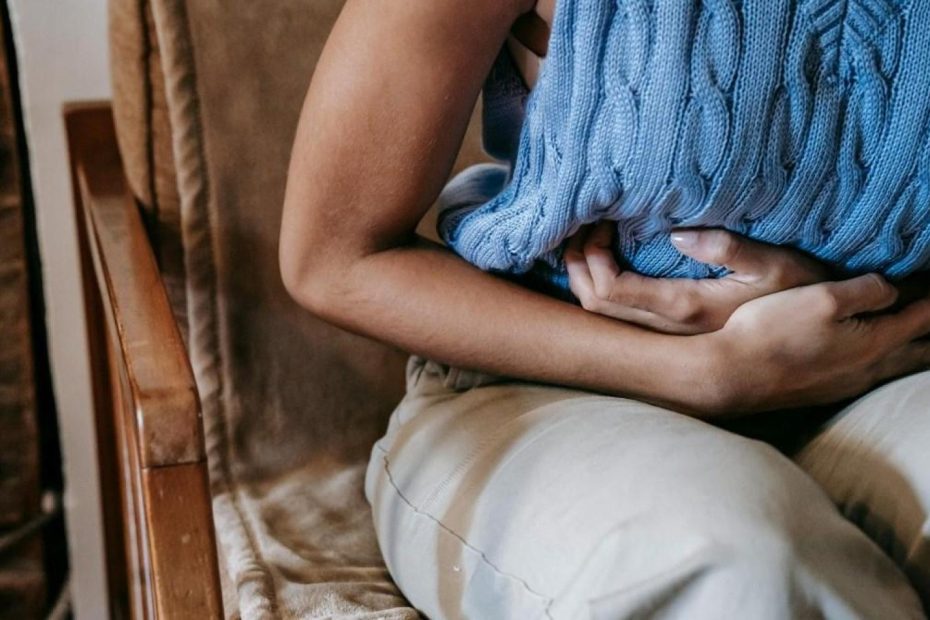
[810,286,840,317]
[667,290,704,325]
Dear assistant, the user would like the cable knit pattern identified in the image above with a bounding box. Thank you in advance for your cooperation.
[438,0,930,292]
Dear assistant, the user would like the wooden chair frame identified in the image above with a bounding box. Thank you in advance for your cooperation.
[65,102,223,619]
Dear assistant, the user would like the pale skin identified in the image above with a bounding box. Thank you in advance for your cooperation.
[280,0,930,417]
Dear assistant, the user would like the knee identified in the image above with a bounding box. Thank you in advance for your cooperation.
[562,443,925,618]
[555,447,860,618]
[696,512,806,596]
[551,508,815,619]
[795,372,930,604]
[659,492,813,590]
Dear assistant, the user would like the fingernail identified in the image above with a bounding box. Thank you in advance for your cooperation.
[671,231,700,249]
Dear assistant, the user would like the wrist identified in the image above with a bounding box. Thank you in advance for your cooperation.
[676,332,742,417]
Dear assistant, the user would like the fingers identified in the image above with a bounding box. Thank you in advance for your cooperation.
[566,229,652,319]
[670,229,824,287]
[671,229,746,268]
[583,221,621,298]
[819,274,899,319]
[565,226,596,304]
[579,222,685,313]
[581,223,700,318]
[873,340,930,383]
[873,295,930,344]
[567,222,625,308]
[566,225,632,311]
[565,225,706,333]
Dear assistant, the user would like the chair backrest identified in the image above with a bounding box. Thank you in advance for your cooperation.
[108,0,487,481]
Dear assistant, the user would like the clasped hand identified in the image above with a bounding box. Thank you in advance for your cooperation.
[566,222,930,411]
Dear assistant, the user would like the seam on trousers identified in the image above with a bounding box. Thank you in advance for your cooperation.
[376,450,556,619]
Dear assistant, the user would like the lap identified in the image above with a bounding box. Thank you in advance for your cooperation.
[365,358,924,619]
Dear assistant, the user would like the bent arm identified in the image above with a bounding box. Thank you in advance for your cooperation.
[280,0,722,414]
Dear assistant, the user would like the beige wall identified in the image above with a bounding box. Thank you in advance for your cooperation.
[7,0,110,617]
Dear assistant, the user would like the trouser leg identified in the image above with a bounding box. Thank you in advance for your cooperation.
[366,359,924,619]
[794,370,930,611]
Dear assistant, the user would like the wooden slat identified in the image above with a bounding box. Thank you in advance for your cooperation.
[65,102,222,619]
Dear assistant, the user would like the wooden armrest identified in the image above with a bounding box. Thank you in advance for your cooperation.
[65,102,203,468]
[65,102,222,619]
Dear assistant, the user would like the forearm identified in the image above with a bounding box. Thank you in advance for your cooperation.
[288,238,723,414]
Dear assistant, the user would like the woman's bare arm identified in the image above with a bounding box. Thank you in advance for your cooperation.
[280,0,725,412]
[280,0,930,416]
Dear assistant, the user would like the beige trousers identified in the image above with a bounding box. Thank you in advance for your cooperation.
[366,357,930,620]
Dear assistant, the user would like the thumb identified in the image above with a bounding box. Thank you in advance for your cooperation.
[670,229,765,273]
[670,229,818,284]
[821,274,899,319]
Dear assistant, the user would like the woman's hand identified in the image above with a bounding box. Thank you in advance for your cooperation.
[565,222,829,335]
[703,275,930,414]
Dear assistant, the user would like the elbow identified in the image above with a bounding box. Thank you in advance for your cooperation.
[278,222,340,319]
[279,252,313,310]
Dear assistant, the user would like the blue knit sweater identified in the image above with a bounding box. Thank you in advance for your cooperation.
[438,0,930,295]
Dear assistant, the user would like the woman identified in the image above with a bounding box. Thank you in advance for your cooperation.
[280,1,930,617]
